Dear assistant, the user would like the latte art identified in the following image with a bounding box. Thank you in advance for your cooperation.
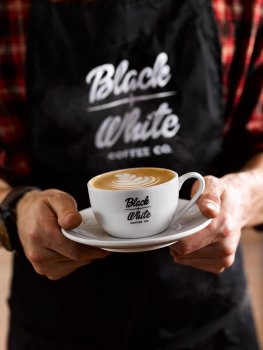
[90,167,175,190]
[111,173,161,189]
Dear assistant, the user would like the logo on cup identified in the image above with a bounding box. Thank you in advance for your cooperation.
[125,196,151,224]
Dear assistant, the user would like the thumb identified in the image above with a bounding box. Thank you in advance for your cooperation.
[192,175,222,218]
[60,211,82,230]
[47,190,82,230]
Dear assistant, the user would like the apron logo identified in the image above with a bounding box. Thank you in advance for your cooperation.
[85,52,180,160]
[95,103,179,149]
[86,52,172,104]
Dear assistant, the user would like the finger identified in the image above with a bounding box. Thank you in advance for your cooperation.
[48,249,98,280]
[29,247,91,280]
[29,243,110,279]
[170,236,236,259]
[46,263,91,280]
[169,222,217,255]
[171,256,226,274]
[45,190,82,230]
[53,241,110,262]
[44,228,110,262]
[193,176,223,218]
[171,253,235,274]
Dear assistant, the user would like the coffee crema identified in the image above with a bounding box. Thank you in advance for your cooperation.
[90,168,175,190]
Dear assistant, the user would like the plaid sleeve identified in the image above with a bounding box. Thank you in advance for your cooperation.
[0,0,31,185]
[213,0,263,170]
[234,0,263,154]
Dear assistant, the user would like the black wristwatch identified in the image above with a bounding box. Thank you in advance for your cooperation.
[0,186,41,252]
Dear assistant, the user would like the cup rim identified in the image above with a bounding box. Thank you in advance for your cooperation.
[88,167,178,192]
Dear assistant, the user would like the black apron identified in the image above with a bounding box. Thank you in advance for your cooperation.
[8,0,255,349]
[25,0,224,205]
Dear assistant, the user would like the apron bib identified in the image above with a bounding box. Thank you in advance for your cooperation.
[26,0,223,207]
[9,1,248,349]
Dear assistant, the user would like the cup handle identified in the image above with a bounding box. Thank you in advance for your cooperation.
[174,172,205,219]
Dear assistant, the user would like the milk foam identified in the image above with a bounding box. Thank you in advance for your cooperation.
[110,173,160,189]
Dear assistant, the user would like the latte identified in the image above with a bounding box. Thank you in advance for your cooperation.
[90,167,175,190]
[88,168,205,238]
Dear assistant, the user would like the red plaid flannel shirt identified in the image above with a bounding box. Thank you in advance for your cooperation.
[0,0,262,183]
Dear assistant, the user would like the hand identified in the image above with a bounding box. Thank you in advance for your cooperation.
[16,189,110,280]
[169,175,246,274]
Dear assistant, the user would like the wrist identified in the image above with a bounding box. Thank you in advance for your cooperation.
[222,168,263,228]
[0,180,12,202]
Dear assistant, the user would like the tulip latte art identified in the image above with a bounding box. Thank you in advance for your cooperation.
[111,173,160,189]
[90,168,175,190]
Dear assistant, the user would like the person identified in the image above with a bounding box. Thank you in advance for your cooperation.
[0,0,262,349]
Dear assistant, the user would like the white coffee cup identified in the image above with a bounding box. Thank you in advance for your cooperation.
[87,167,205,239]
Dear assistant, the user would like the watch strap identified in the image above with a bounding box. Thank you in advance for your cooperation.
[0,186,41,252]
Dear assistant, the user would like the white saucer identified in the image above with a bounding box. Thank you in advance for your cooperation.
[61,199,212,253]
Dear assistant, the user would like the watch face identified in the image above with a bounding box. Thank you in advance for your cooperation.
[0,216,12,251]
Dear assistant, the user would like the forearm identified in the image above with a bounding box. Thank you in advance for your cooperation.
[222,152,263,228]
